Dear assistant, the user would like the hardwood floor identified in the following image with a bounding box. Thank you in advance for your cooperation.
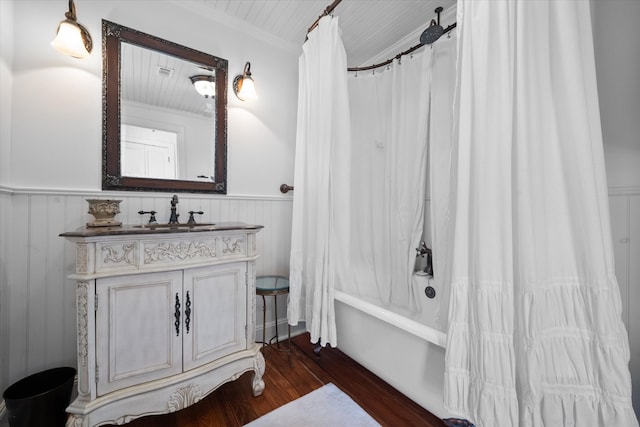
[107,333,446,427]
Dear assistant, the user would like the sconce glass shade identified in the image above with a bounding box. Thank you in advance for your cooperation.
[51,1,92,58]
[190,75,216,98]
[233,62,257,101]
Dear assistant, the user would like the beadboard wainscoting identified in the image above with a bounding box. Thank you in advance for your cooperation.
[0,187,639,417]
[608,187,640,417]
[0,189,296,397]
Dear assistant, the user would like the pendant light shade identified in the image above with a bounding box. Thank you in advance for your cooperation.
[51,0,92,58]
[190,75,216,98]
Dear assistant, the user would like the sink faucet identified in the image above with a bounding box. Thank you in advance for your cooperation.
[169,195,180,224]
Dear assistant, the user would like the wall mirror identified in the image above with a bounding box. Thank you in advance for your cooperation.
[102,20,227,193]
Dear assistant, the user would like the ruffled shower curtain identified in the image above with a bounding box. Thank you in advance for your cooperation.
[288,16,351,347]
[444,1,638,426]
[347,51,432,309]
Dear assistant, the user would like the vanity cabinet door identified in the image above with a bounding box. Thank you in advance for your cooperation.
[182,262,248,371]
[96,271,183,396]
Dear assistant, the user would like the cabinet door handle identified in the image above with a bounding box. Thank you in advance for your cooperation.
[185,291,192,334]
[174,293,181,336]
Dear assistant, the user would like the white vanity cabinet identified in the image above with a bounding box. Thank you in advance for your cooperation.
[60,223,264,427]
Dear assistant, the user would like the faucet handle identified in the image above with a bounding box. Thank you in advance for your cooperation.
[138,210,158,224]
[187,211,204,224]
[415,241,431,257]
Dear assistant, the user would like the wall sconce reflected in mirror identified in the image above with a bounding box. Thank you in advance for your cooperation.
[233,62,257,101]
[190,75,216,98]
[51,0,93,58]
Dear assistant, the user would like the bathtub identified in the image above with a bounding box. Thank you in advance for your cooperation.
[334,273,453,419]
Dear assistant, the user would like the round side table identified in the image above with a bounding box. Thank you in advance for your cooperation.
[256,276,291,365]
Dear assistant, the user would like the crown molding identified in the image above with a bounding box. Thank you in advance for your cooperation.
[167,0,300,55]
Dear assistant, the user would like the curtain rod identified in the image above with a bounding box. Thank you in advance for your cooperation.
[306,0,344,39]
[347,23,456,72]
[306,1,456,72]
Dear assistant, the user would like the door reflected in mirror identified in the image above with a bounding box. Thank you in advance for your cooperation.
[120,43,216,182]
[122,125,178,179]
[103,20,227,193]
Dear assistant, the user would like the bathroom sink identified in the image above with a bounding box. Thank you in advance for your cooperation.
[133,223,216,229]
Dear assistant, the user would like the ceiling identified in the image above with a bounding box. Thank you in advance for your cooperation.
[179,0,457,67]
[121,0,458,117]
[121,42,217,117]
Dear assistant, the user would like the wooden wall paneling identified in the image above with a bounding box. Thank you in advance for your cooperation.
[122,195,143,225]
[276,201,286,275]
[0,192,12,394]
[220,196,231,222]
[207,197,223,225]
[157,195,172,224]
[8,194,30,385]
[275,199,288,274]
[27,195,49,372]
[237,199,249,222]
[609,195,630,328]
[274,200,292,339]
[629,195,640,417]
[262,201,275,276]
[271,201,284,276]
[229,198,240,221]
[282,200,293,273]
[1,192,299,396]
[45,195,68,365]
[270,202,281,323]
[253,199,266,275]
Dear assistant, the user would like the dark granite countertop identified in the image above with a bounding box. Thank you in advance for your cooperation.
[59,222,264,238]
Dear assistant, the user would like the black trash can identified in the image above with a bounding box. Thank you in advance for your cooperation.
[2,367,76,427]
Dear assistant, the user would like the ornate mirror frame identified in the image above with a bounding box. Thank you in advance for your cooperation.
[102,20,228,193]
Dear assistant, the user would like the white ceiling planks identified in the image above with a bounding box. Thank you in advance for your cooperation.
[196,0,456,66]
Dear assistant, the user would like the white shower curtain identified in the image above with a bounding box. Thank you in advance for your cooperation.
[288,16,351,347]
[429,32,457,330]
[347,51,432,310]
[444,1,638,426]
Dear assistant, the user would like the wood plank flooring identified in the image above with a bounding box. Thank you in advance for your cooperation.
[107,333,446,427]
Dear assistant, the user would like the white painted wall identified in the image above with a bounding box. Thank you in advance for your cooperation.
[0,0,14,405]
[592,0,640,417]
[592,0,640,189]
[0,0,299,398]
[9,0,298,196]
[0,0,13,187]
[0,0,638,421]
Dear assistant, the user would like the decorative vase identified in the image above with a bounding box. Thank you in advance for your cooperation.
[86,199,122,227]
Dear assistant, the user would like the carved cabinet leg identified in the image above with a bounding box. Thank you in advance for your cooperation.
[66,415,86,427]
[252,352,266,396]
